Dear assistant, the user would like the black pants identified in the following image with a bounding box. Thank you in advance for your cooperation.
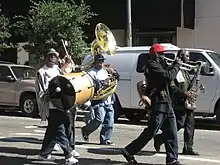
[65,108,77,150]
[124,103,178,164]
[40,109,73,158]
[156,109,195,150]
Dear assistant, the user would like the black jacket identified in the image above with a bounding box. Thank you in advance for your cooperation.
[146,59,180,106]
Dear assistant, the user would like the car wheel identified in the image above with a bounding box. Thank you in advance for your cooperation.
[21,94,38,117]
[124,110,147,122]
[216,106,220,125]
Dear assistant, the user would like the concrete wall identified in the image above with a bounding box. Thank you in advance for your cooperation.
[194,0,220,53]
[177,27,195,48]
[177,0,220,53]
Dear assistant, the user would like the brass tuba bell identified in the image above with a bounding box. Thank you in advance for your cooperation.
[89,23,118,100]
[91,23,117,57]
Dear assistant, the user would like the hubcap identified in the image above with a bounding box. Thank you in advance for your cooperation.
[23,99,34,113]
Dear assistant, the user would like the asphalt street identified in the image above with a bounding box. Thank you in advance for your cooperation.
[0,112,220,165]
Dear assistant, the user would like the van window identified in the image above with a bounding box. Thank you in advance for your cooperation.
[189,52,208,63]
[136,53,149,73]
[189,52,212,75]
[136,53,175,73]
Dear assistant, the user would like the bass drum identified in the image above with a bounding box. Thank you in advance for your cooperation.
[48,71,95,111]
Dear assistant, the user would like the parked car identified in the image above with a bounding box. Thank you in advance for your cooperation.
[0,63,37,117]
[82,43,220,124]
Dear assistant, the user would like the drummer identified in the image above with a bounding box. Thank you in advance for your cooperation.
[35,48,78,164]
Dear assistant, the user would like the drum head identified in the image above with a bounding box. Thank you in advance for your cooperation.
[48,76,76,111]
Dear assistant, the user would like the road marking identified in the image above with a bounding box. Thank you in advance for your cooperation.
[155,153,220,163]
[11,133,44,137]
[34,130,45,133]
[25,126,38,129]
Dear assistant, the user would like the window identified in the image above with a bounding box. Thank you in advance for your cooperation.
[136,53,149,73]
[207,52,220,68]
[189,52,208,63]
[0,66,13,81]
[189,52,212,75]
[136,53,175,73]
[11,66,36,79]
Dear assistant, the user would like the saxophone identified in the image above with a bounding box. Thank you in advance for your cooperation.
[184,61,205,110]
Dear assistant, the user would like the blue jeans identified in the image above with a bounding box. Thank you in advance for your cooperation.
[124,103,178,164]
[82,104,114,143]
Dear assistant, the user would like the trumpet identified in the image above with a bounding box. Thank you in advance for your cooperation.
[163,56,197,71]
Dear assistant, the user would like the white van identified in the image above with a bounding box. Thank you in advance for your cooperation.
[82,44,220,124]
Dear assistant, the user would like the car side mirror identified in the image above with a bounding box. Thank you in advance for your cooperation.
[5,75,15,82]
[201,65,214,76]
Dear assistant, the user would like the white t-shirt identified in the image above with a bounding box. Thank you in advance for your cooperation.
[88,67,114,105]
[42,65,60,90]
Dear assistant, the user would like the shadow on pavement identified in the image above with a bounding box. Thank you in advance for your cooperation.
[0,155,163,165]
[0,137,42,144]
[0,146,40,155]
[87,147,156,157]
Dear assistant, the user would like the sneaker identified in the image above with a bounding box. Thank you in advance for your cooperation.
[182,148,199,156]
[166,160,184,165]
[81,128,89,142]
[38,154,55,161]
[71,150,80,157]
[65,156,79,165]
[53,143,60,151]
[121,148,137,164]
[100,140,115,146]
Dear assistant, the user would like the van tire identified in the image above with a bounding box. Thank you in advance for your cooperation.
[20,94,38,117]
[113,99,121,121]
[124,110,147,122]
[216,107,220,125]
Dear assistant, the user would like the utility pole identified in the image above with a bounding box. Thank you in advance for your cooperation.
[127,0,132,46]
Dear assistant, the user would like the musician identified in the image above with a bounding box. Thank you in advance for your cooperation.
[81,54,117,145]
[35,48,78,164]
[121,43,183,165]
[52,46,80,158]
[154,49,199,155]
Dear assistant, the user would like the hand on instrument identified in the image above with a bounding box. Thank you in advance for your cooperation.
[184,91,192,98]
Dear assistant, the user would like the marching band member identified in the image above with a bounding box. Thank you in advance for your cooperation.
[81,54,117,145]
[121,44,183,165]
[154,49,199,155]
[35,48,78,164]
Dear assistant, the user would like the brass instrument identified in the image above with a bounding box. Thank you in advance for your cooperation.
[163,56,197,71]
[90,23,118,100]
[47,23,118,111]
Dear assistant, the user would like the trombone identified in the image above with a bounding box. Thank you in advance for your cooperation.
[163,56,197,71]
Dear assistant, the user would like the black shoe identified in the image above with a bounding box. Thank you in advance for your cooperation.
[100,140,115,146]
[166,160,184,165]
[121,148,138,164]
[182,148,199,156]
[81,128,89,142]
[154,135,161,152]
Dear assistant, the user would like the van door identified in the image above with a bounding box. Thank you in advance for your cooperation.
[130,52,176,109]
[104,52,133,109]
[188,51,217,113]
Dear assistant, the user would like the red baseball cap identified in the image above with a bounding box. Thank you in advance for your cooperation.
[149,43,166,54]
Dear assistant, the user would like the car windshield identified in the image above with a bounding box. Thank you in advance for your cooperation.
[11,66,36,79]
[207,52,220,67]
